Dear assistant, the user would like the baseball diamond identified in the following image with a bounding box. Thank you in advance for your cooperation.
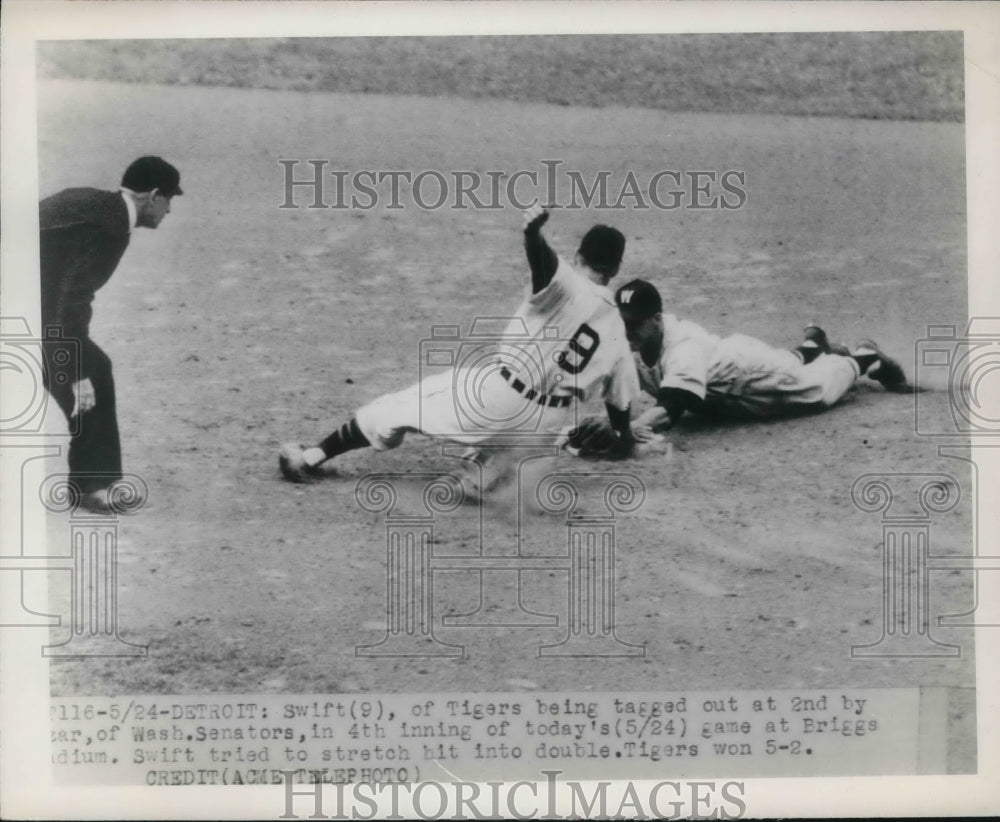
[29,34,975,775]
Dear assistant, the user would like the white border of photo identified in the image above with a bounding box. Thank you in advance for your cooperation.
[2,1,998,818]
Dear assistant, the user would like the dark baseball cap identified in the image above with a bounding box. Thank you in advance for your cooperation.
[121,156,183,196]
[578,225,625,275]
[615,279,662,319]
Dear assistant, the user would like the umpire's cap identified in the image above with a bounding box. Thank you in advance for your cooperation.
[577,225,625,276]
[121,156,183,196]
[616,279,662,319]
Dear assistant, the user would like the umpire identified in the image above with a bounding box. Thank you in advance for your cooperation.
[40,156,182,513]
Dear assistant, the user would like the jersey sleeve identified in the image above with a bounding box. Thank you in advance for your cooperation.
[523,253,588,321]
[602,336,641,412]
[658,316,714,400]
[521,253,568,313]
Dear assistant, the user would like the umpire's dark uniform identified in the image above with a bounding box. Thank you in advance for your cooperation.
[39,157,182,501]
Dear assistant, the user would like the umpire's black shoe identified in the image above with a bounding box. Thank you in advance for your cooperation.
[77,483,147,515]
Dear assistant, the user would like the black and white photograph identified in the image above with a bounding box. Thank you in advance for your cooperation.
[2,1,998,818]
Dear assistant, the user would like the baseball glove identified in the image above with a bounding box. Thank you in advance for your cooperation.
[565,417,633,460]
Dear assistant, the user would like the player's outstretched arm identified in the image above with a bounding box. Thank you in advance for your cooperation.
[523,205,559,294]
[641,386,702,431]
[635,405,673,431]
[604,403,636,457]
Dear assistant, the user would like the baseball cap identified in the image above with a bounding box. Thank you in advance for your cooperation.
[578,225,625,274]
[615,279,662,319]
[121,156,183,196]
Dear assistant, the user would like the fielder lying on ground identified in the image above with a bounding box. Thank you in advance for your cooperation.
[279,207,641,492]
[567,278,910,452]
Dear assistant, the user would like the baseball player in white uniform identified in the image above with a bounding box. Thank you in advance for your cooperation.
[607,278,909,434]
[279,207,640,488]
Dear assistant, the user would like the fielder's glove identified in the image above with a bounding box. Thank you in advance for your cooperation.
[566,417,634,460]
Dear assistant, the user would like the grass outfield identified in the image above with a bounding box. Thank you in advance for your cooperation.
[38,32,963,122]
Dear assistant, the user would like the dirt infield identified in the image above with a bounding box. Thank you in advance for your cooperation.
[37,77,973,767]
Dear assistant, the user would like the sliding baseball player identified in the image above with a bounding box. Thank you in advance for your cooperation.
[608,278,909,436]
[279,207,641,492]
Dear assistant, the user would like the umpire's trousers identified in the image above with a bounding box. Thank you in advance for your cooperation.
[43,334,123,494]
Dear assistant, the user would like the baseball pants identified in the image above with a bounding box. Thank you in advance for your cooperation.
[702,334,860,418]
[355,367,578,451]
[43,336,123,493]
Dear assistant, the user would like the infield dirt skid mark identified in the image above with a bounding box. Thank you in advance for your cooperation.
[670,568,730,598]
[727,521,886,579]
[676,526,776,566]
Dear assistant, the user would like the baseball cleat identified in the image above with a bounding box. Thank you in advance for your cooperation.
[279,443,325,483]
[854,339,909,391]
[802,324,831,354]
[77,490,115,515]
[803,324,851,357]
